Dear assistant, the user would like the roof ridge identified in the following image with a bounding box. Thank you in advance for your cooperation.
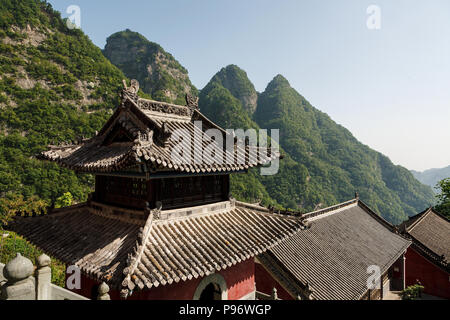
[429,207,450,223]
[235,200,270,213]
[302,198,357,220]
[120,205,159,299]
[137,96,190,110]
[406,207,433,232]
[235,201,309,221]
[357,200,403,234]
[49,202,88,215]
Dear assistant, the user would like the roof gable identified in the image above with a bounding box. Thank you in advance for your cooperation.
[404,208,450,264]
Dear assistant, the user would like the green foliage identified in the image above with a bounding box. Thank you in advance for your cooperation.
[401,284,424,300]
[0,0,125,206]
[54,192,73,209]
[0,0,59,30]
[103,29,198,104]
[0,231,66,287]
[435,178,450,219]
[200,81,257,130]
[0,194,47,228]
[230,169,279,207]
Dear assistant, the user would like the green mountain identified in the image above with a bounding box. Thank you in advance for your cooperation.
[411,166,450,191]
[207,65,258,115]
[103,29,197,105]
[201,67,436,224]
[0,0,129,205]
[199,67,313,210]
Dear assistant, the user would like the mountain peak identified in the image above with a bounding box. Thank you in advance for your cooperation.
[209,65,258,114]
[266,74,291,91]
[103,29,197,105]
[106,29,158,50]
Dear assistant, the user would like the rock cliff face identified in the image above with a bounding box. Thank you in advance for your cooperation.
[103,29,197,105]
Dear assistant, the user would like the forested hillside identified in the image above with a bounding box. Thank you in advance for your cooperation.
[199,69,311,210]
[254,74,435,223]
[201,66,435,223]
[0,0,127,208]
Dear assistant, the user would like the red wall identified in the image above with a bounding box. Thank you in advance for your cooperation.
[221,258,255,300]
[254,262,293,300]
[70,258,255,300]
[405,247,450,299]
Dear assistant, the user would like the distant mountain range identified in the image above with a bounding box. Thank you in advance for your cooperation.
[0,0,436,224]
[411,166,450,191]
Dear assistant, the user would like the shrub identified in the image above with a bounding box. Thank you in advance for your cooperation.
[401,284,424,300]
[54,192,73,208]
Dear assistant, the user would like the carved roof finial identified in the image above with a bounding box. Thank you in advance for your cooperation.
[185,93,199,109]
[121,79,140,103]
[129,79,139,94]
[157,122,171,147]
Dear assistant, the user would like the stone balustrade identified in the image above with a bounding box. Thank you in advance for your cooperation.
[0,253,109,300]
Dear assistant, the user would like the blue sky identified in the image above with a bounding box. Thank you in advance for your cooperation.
[48,0,450,171]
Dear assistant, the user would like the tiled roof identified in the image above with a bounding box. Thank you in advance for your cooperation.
[260,199,411,300]
[8,200,304,298]
[40,89,279,173]
[402,208,450,268]
[41,139,136,172]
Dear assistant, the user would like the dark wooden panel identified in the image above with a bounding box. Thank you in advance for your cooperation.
[94,174,230,210]
[95,176,148,209]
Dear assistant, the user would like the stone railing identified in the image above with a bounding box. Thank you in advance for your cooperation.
[0,253,109,300]
[255,288,282,300]
[0,263,5,283]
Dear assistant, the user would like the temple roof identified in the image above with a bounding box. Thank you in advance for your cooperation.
[8,200,304,298]
[258,199,411,300]
[40,82,279,174]
[400,208,450,270]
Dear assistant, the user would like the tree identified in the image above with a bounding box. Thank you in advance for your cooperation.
[435,178,450,219]
[54,192,73,208]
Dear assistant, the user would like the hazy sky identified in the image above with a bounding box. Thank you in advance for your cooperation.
[48,0,450,171]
